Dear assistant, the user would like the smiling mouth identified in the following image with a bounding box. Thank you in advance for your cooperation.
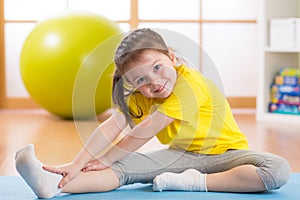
[153,81,168,93]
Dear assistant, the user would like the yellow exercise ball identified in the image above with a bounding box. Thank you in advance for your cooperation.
[20,12,122,119]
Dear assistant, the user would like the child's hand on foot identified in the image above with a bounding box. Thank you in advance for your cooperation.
[43,162,82,188]
[81,157,112,172]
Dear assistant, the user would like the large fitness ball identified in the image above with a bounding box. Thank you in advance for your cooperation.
[20,12,122,119]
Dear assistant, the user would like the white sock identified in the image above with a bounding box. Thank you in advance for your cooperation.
[153,169,207,192]
[15,144,62,199]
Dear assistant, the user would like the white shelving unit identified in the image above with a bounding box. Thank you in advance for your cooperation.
[257,0,300,124]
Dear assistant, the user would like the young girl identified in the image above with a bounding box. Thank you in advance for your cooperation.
[15,28,290,199]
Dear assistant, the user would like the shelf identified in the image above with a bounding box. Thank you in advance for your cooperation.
[256,0,300,124]
[257,112,300,124]
[265,47,300,53]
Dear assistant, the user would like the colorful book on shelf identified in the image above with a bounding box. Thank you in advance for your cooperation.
[271,84,300,96]
[275,75,300,86]
[269,103,300,115]
[270,93,300,106]
[278,68,300,77]
[275,68,300,86]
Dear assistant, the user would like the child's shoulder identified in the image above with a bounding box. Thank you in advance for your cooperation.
[175,64,206,85]
[176,64,202,76]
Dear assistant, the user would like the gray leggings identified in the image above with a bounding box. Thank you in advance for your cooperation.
[112,149,290,191]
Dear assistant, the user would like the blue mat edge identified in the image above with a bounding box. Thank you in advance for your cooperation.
[0,173,299,200]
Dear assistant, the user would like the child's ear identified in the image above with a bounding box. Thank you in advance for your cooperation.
[168,48,177,65]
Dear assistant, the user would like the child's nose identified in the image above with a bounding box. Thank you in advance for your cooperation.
[148,72,160,83]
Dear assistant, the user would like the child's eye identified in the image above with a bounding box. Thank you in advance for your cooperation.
[136,77,145,85]
[153,65,161,72]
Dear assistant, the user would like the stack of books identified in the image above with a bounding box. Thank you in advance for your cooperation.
[269,68,300,115]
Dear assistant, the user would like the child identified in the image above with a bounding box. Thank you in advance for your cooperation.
[15,28,290,199]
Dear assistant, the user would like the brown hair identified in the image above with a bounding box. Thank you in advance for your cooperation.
[112,28,170,126]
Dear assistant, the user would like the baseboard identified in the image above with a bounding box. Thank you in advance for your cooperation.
[1,97,257,109]
[227,97,256,109]
[0,98,40,109]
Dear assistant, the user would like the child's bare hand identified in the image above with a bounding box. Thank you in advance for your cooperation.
[81,158,111,172]
[43,162,81,188]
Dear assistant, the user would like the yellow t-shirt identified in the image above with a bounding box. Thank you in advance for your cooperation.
[127,65,249,154]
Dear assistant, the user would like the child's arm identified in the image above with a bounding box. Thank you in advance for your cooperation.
[85,111,174,169]
[73,111,127,166]
[43,111,127,188]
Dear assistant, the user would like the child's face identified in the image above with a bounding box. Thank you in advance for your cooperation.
[124,50,177,99]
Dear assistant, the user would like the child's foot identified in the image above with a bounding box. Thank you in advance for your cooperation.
[15,144,62,199]
[153,169,207,192]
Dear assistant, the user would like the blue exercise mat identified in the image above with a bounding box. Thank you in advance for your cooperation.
[0,174,299,200]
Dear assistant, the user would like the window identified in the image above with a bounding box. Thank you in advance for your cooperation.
[0,0,258,108]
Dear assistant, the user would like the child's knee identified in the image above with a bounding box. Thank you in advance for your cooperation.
[257,155,290,190]
[272,157,290,189]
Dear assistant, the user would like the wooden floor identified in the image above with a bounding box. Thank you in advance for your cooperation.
[0,109,299,176]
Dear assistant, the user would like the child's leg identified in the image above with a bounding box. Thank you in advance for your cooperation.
[153,150,290,193]
[206,164,265,192]
[153,165,264,192]
[15,144,119,199]
[206,150,290,192]
[61,169,119,194]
